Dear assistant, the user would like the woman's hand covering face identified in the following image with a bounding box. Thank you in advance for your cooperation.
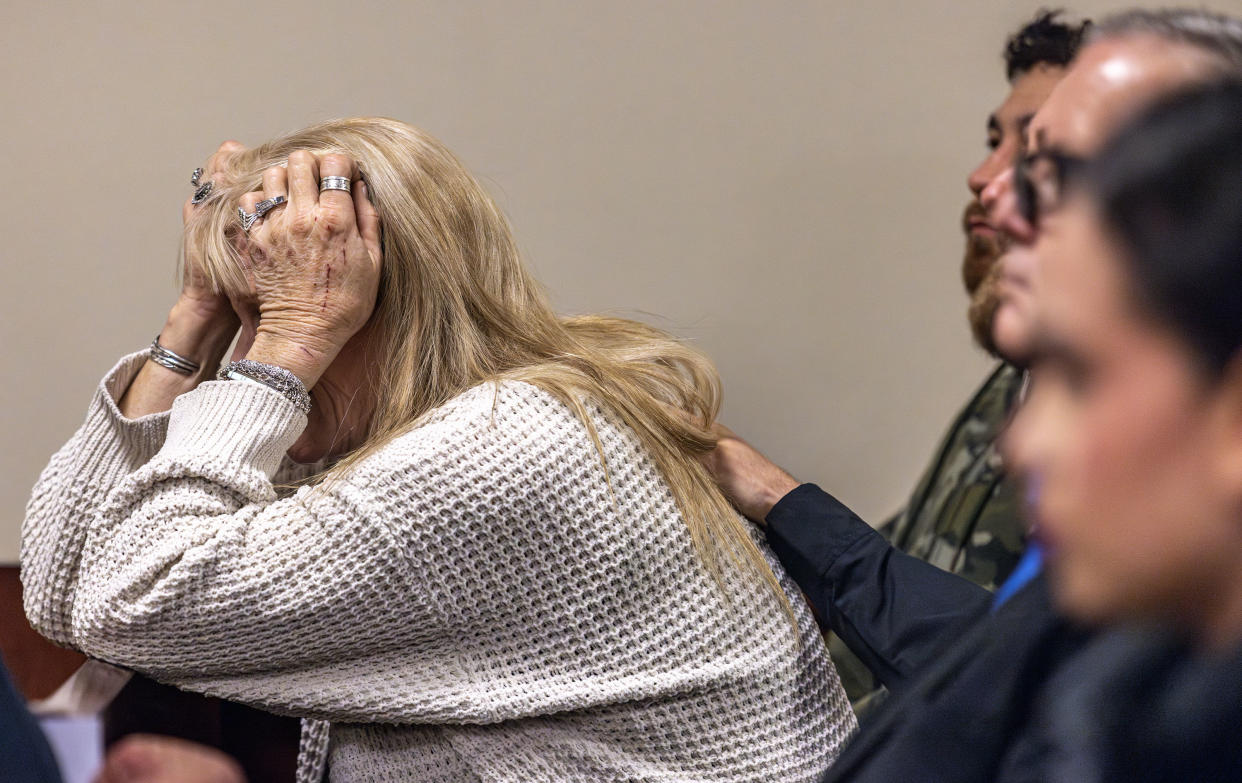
[115,140,249,420]
[181,141,246,326]
[238,151,383,388]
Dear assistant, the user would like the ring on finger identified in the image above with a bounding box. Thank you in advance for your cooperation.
[191,181,214,205]
[254,194,287,219]
[238,207,260,233]
[319,176,351,193]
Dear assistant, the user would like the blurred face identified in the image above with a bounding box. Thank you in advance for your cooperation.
[1004,196,1242,642]
[963,64,1065,354]
[984,35,1223,365]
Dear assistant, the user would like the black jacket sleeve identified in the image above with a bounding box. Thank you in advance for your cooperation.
[765,483,992,693]
[0,655,62,783]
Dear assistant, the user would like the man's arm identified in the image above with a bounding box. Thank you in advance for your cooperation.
[765,484,991,692]
[703,427,991,694]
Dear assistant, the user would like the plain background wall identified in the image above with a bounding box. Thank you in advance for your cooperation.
[4,0,1234,562]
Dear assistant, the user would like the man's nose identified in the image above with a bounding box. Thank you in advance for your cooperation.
[967,147,1007,198]
[982,167,1037,245]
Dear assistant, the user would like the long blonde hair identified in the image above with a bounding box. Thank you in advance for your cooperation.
[188,117,786,605]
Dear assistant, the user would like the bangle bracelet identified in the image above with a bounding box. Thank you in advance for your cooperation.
[148,335,202,376]
[218,359,312,414]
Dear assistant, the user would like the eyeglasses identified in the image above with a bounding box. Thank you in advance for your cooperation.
[1014,149,1086,228]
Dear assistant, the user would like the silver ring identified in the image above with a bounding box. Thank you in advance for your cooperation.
[190,181,213,205]
[191,167,204,186]
[238,206,259,233]
[254,194,287,218]
[319,176,351,193]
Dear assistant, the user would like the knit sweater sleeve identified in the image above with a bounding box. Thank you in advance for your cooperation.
[22,355,326,650]
[55,377,428,686]
[27,374,735,725]
[22,352,171,649]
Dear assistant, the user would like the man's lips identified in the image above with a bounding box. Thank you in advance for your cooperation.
[963,202,996,236]
[968,219,998,237]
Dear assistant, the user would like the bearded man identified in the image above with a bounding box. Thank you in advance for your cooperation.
[830,10,1088,712]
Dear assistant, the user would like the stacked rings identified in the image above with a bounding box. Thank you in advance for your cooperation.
[320,176,351,193]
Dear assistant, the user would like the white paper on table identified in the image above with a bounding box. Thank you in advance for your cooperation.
[38,715,102,783]
[28,660,131,716]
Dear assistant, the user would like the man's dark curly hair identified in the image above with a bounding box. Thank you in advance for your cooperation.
[1005,8,1092,81]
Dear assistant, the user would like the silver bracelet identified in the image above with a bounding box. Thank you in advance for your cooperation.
[218,359,312,414]
[148,335,201,376]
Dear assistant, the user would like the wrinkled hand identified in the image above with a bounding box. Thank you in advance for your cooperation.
[121,141,244,414]
[239,151,382,388]
[699,423,800,524]
[93,735,245,783]
[180,141,246,325]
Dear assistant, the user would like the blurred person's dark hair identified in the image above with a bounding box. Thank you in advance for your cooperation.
[1076,79,1242,377]
[1005,9,1091,80]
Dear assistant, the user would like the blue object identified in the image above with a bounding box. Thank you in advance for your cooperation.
[993,543,1044,610]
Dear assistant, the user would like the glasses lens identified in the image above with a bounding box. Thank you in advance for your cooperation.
[1015,156,1039,226]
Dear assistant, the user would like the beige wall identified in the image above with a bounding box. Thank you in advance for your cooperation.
[3,1,1234,562]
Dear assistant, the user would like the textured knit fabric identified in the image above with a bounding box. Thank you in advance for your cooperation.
[22,352,855,782]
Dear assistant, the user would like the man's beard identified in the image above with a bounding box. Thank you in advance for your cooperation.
[962,201,1005,356]
[967,259,1004,355]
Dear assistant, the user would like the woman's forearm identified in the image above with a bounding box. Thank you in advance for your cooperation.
[23,353,174,648]
[119,300,238,418]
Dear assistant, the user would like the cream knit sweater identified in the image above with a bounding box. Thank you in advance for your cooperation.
[22,353,856,782]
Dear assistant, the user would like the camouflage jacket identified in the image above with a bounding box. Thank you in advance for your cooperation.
[830,362,1027,709]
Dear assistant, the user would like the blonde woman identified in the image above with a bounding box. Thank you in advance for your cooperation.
[22,119,855,782]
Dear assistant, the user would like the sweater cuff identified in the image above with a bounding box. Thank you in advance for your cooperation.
[764,483,879,585]
[161,380,307,479]
[94,351,173,451]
